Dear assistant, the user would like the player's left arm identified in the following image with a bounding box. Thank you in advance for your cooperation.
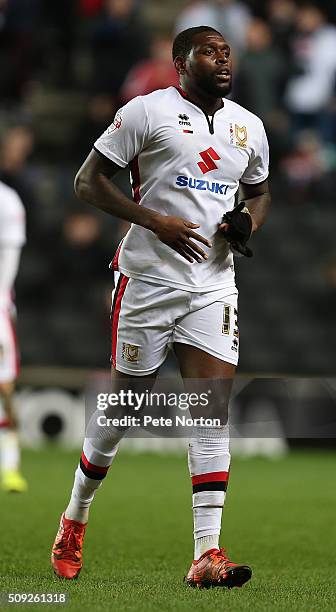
[237,120,271,234]
[219,122,270,255]
[239,178,271,233]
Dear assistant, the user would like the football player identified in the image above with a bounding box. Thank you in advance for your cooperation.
[52,26,270,588]
[0,180,27,492]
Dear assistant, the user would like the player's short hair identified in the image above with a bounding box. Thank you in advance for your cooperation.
[172,26,223,61]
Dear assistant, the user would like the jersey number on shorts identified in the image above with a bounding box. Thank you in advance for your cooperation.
[222,305,239,337]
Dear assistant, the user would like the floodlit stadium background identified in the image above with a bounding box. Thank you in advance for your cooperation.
[1,0,336,448]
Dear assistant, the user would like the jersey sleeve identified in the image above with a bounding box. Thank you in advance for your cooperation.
[94,97,149,168]
[0,190,26,248]
[241,122,269,185]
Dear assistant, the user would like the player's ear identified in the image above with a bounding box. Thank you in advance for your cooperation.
[174,56,186,75]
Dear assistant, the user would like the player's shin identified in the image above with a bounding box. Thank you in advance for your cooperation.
[188,425,230,560]
[65,411,127,523]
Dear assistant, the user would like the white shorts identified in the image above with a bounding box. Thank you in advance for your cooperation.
[0,307,19,384]
[111,274,239,376]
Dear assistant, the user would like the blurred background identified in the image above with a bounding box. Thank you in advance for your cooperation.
[1,0,335,448]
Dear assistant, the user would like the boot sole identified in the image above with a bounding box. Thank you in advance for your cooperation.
[185,565,252,589]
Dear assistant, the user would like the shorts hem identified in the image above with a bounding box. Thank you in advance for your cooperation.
[113,355,167,376]
[0,371,17,384]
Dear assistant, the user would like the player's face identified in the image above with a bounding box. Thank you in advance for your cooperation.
[186,32,232,97]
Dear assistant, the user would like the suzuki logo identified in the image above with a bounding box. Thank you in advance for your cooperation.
[197,147,220,174]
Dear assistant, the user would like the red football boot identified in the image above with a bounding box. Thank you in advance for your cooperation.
[184,548,252,589]
[51,513,87,579]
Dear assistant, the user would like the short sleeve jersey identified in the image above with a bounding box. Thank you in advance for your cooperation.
[0,181,26,248]
[94,87,269,292]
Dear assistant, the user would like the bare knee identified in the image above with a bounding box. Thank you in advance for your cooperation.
[0,381,15,398]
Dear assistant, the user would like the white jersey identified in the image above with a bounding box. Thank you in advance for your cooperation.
[0,181,26,249]
[94,86,269,292]
[0,181,26,310]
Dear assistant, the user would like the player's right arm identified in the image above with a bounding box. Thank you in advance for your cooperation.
[74,98,211,263]
[75,152,210,263]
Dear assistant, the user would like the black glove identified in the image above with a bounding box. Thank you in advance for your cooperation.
[221,201,253,257]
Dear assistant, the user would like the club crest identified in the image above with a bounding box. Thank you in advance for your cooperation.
[230,123,248,148]
[122,343,139,363]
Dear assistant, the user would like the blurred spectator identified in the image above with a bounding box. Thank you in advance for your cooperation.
[267,0,297,57]
[175,0,219,35]
[234,19,289,163]
[89,0,150,99]
[120,35,179,103]
[280,130,336,203]
[235,19,288,120]
[0,0,6,27]
[0,125,35,220]
[36,1,77,88]
[216,0,252,52]
[285,4,336,141]
[175,0,251,53]
[51,211,112,307]
[58,211,109,277]
[75,95,116,162]
[79,0,103,18]
[78,0,143,18]
[0,0,40,100]
[0,125,34,176]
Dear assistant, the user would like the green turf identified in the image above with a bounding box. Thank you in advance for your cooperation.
[0,448,336,611]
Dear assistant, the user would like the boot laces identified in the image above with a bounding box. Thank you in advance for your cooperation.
[212,548,236,572]
[56,524,83,561]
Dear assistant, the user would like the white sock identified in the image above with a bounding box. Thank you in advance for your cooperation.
[65,415,123,523]
[188,426,230,561]
[195,534,220,559]
[0,429,20,472]
[65,466,97,523]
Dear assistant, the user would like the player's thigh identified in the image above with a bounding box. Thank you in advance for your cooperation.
[174,343,234,423]
[111,365,157,395]
[174,343,236,379]
[173,294,238,422]
[111,275,177,376]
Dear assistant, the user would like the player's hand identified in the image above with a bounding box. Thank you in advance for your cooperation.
[151,214,212,263]
[219,201,253,257]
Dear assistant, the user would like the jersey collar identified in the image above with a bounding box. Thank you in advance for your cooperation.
[174,86,225,135]
[175,86,224,113]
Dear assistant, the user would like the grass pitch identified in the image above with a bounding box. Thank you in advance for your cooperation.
[1,447,336,611]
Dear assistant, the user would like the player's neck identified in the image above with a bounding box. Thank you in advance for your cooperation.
[178,82,223,116]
